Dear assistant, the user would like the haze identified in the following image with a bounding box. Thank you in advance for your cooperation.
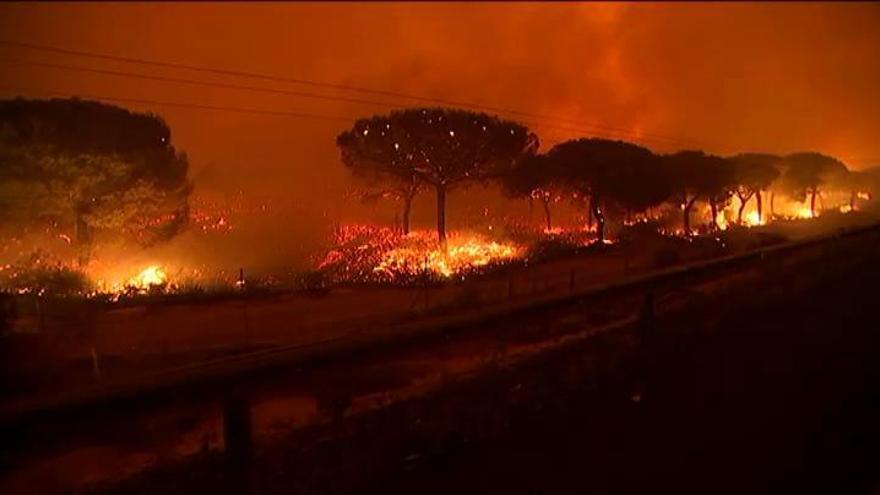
[1,1,879,265]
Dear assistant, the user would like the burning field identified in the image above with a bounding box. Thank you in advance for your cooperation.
[316,225,526,284]
[0,191,871,300]
[1,99,878,301]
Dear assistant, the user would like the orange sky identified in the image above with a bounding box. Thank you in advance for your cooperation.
[1,1,879,209]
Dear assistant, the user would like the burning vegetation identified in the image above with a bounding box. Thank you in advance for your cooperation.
[2,99,880,298]
[317,225,524,284]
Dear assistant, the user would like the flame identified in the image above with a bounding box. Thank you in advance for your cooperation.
[796,207,815,219]
[715,211,729,231]
[127,265,168,291]
[317,226,524,283]
[744,210,763,226]
[374,234,522,279]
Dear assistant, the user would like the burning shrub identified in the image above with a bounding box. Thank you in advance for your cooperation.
[0,262,91,297]
[316,225,523,285]
[316,225,405,284]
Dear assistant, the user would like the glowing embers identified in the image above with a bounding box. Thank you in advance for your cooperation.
[374,235,522,279]
[317,225,523,283]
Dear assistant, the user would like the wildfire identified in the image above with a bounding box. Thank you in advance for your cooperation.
[744,210,763,226]
[715,211,729,231]
[374,236,522,279]
[796,207,815,219]
[318,225,523,283]
[128,265,168,290]
[91,264,171,295]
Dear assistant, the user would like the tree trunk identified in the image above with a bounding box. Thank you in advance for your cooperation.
[682,196,697,236]
[592,201,605,243]
[402,195,413,235]
[435,185,447,247]
[756,191,763,221]
[710,200,719,231]
[850,190,856,211]
[810,188,817,217]
[770,191,775,218]
[542,199,552,231]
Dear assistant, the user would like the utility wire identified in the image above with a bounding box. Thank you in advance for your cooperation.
[0,58,689,149]
[0,58,407,110]
[9,86,865,164]
[0,38,705,148]
[0,85,353,122]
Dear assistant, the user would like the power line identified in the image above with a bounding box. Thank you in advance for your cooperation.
[11,86,869,165]
[0,57,407,110]
[0,58,693,149]
[0,38,706,148]
[1,84,681,152]
[0,85,353,123]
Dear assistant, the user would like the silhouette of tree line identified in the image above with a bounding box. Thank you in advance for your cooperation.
[0,99,872,262]
[338,107,874,243]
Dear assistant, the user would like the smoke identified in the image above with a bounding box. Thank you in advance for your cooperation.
[1,2,878,269]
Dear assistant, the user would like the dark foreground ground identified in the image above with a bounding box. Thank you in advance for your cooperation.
[375,249,880,495]
[381,241,880,495]
[379,274,880,494]
[88,228,880,494]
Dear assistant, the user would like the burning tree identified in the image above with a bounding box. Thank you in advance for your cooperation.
[0,98,192,265]
[728,153,781,224]
[663,150,734,235]
[337,108,538,246]
[544,138,666,242]
[501,154,566,231]
[777,152,848,217]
